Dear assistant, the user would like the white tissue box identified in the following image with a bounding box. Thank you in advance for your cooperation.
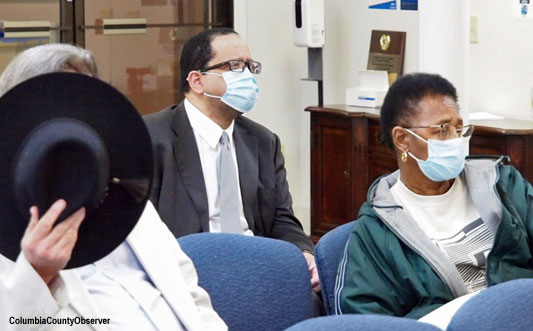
[345,89,387,108]
[346,70,389,108]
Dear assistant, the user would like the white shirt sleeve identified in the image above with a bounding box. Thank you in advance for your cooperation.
[0,253,61,330]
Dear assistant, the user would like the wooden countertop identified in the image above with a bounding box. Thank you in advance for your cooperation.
[306,105,533,135]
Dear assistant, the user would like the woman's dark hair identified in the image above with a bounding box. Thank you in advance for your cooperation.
[179,27,238,93]
[380,73,458,149]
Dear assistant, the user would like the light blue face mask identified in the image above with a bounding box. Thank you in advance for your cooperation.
[203,68,259,113]
[406,129,467,182]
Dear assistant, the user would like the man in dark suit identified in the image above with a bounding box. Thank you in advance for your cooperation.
[144,28,321,296]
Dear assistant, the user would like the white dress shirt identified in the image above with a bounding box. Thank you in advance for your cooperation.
[184,98,253,235]
[77,242,184,331]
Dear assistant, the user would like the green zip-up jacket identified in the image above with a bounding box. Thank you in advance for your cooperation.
[334,157,533,319]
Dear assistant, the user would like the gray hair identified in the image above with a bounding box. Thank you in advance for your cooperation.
[0,43,97,97]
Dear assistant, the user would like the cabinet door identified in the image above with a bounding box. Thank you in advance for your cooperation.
[367,121,398,185]
[469,133,506,156]
[311,115,353,239]
[471,133,533,183]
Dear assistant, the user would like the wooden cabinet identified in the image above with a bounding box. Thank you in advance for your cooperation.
[307,105,533,242]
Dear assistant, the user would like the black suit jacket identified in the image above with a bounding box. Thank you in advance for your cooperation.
[143,102,314,251]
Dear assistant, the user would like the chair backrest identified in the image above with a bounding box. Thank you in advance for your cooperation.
[314,221,355,315]
[285,315,442,331]
[447,278,533,331]
[178,233,313,331]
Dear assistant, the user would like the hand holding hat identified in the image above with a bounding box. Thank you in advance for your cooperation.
[21,200,85,284]
[0,72,153,268]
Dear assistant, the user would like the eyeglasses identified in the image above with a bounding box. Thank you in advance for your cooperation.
[406,123,475,140]
[199,59,262,74]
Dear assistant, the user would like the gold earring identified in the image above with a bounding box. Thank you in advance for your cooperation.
[401,151,408,163]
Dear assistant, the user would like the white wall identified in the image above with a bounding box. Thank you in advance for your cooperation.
[419,0,470,118]
[234,0,317,234]
[235,1,419,233]
[470,1,533,120]
[235,1,420,233]
[323,0,418,103]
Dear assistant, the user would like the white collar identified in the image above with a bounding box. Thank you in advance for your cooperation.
[184,98,234,149]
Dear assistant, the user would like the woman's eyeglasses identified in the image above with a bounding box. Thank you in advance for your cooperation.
[405,123,475,140]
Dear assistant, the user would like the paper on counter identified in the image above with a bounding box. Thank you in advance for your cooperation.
[468,112,504,121]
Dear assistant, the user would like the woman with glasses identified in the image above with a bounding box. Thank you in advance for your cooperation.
[335,73,533,324]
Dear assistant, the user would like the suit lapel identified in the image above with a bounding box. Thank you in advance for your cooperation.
[233,120,258,230]
[126,211,201,330]
[171,102,209,232]
[59,271,105,331]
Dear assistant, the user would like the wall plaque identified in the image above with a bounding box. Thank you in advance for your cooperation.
[367,30,406,84]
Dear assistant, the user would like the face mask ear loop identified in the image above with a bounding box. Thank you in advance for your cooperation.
[404,128,428,162]
[201,71,223,77]
[405,128,428,144]
[407,151,423,162]
[201,71,225,99]
[203,92,223,99]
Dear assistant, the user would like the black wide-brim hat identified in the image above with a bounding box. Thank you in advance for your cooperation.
[0,72,153,268]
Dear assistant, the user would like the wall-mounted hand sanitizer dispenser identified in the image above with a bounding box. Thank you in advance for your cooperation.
[293,0,325,48]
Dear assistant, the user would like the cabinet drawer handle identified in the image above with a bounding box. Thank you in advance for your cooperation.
[344,170,350,178]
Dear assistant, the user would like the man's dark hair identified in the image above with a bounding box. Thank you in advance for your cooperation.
[179,27,238,93]
[380,72,458,149]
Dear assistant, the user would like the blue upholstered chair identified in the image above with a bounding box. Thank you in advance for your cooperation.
[314,221,355,315]
[447,278,533,331]
[285,315,442,331]
[178,233,313,331]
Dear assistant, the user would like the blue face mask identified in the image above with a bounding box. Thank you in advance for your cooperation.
[406,129,467,182]
[203,68,259,113]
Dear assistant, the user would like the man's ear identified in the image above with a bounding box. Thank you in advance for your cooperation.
[187,71,204,94]
[392,126,410,153]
